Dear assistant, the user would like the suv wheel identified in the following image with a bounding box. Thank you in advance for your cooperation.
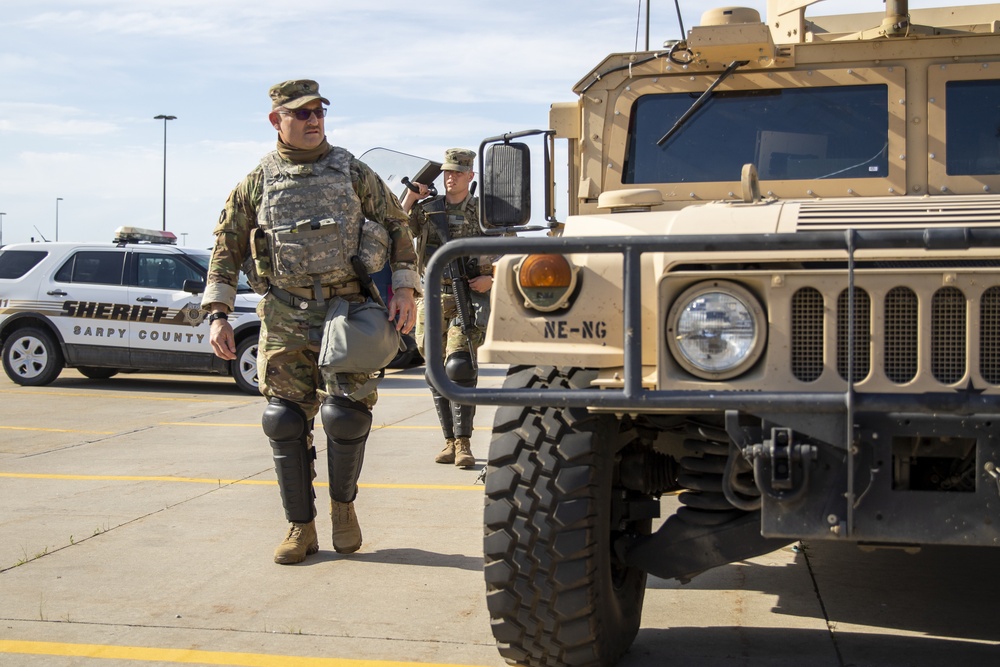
[3,326,65,387]
[484,365,648,667]
[233,336,260,395]
[77,366,119,380]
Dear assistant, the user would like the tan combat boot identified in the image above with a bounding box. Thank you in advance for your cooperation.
[454,437,475,468]
[434,438,456,464]
[331,500,362,554]
[273,520,319,565]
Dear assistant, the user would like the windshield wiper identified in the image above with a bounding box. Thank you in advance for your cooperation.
[656,59,748,147]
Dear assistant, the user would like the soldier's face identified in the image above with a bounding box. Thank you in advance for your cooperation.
[269,101,326,150]
[443,169,474,197]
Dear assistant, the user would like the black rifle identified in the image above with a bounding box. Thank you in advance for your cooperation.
[444,255,478,368]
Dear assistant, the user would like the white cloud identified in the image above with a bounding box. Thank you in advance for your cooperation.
[26,10,210,37]
[0,103,119,136]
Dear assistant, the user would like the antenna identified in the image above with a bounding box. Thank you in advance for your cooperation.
[673,0,686,39]
[635,0,653,51]
[33,225,50,242]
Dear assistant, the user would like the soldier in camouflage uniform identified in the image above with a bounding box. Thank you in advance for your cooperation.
[203,80,420,565]
[402,149,494,468]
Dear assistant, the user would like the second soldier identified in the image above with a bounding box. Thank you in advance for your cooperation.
[402,149,495,468]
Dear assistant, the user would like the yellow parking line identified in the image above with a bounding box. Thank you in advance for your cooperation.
[363,482,481,491]
[0,389,245,403]
[1,423,443,433]
[159,423,441,429]
[0,639,489,667]
[158,422,263,428]
[0,389,429,399]
[0,472,270,485]
[0,472,481,492]
[0,425,116,434]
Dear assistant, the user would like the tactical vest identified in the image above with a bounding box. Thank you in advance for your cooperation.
[252,147,389,290]
[416,194,479,268]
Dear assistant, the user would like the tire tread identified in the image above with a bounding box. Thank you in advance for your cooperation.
[484,365,645,667]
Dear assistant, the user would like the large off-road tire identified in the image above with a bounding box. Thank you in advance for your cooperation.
[484,365,648,667]
[233,335,260,395]
[2,326,65,387]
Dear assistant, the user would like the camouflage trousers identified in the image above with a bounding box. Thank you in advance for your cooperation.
[414,292,487,361]
[257,292,379,419]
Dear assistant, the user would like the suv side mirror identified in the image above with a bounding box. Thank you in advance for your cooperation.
[183,279,206,295]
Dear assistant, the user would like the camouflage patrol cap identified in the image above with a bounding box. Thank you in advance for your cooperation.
[269,79,331,109]
[441,148,476,173]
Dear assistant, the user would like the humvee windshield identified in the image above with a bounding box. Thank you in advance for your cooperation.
[624,84,888,184]
[946,79,1000,176]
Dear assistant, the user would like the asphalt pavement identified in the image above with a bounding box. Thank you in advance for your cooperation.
[1,366,998,667]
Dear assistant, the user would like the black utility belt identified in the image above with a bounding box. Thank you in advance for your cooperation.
[268,282,361,309]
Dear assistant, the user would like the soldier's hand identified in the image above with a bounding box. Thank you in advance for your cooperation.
[389,287,416,335]
[210,319,237,360]
[469,275,494,293]
[401,181,430,213]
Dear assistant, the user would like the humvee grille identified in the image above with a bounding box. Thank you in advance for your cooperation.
[789,282,1000,387]
[932,287,967,384]
[790,288,824,382]
[837,288,871,382]
[884,287,919,383]
[982,288,1000,384]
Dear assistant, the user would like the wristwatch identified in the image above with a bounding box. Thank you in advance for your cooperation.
[208,311,229,324]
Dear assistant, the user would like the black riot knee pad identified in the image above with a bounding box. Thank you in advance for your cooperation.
[445,351,477,385]
[262,397,314,524]
[262,397,307,441]
[320,396,372,442]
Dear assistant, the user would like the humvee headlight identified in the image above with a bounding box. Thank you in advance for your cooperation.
[666,282,765,380]
[515,254,578,312]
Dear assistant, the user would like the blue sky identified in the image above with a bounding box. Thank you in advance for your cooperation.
[0,0,992,248]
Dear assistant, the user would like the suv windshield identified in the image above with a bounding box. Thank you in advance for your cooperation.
[624,84,888,184]
[188,254,253,293]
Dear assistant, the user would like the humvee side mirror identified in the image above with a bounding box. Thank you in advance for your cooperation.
[478,129,559,234]
[483,142,531,229]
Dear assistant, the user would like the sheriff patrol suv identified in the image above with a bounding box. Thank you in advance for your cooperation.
[0,227,261,394]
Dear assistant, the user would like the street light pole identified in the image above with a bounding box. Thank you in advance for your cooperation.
[56,198,63,241]
[153,114,177,231]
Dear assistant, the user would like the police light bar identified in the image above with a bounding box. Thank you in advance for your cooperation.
[113,226,178,245]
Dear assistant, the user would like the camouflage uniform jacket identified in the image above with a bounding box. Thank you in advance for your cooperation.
[202,149,420,311]
[408,193,495,283]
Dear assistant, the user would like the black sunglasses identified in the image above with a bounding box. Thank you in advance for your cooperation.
[279,108,327,121]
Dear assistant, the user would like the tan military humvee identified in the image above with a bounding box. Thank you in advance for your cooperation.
[423,2,1000,665]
